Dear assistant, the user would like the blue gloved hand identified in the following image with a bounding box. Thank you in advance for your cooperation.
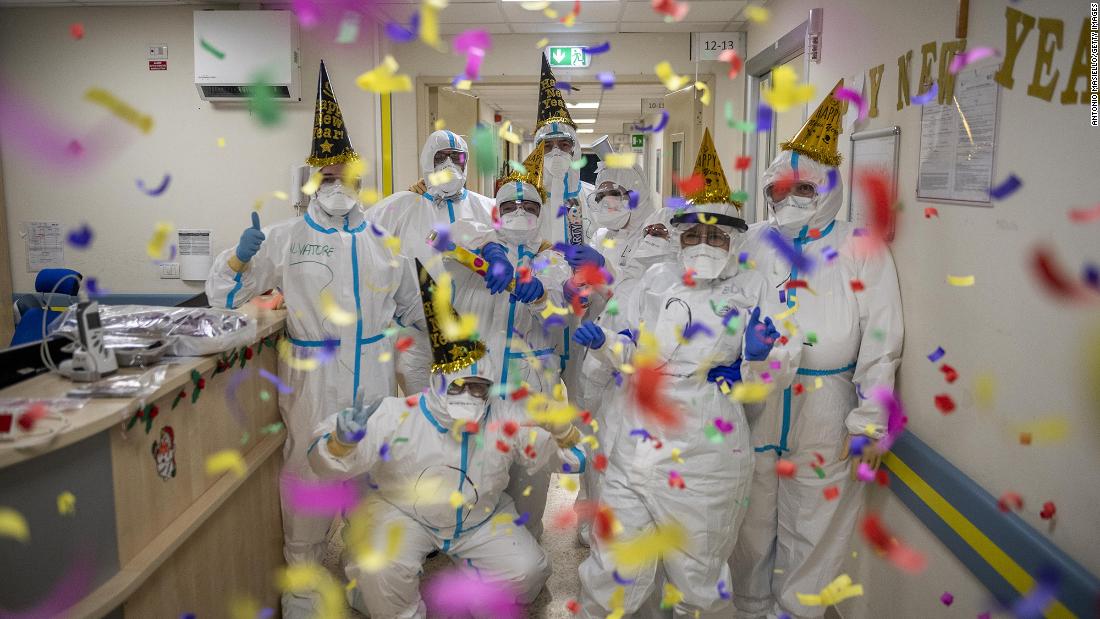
[334,393,384,444]
[744,307,780,361]
[235,212,265,263]
[572,321,606,350]
[480,242,514,295]
[707,359,743,388]
[512,277,544,304]
[565,244,606,269]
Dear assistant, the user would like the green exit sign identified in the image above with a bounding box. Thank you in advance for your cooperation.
[546,46,590,68]
[631,134,645,149]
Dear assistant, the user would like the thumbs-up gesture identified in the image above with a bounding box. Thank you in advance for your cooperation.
[235,211,265,263]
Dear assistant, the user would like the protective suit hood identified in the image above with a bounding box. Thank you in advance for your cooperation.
[590,164,656,238]
[761,150,843,238]
[421,130,470,199]
[424,353,497,426]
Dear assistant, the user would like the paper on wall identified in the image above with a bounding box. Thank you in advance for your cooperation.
[24,221,63,272]
[177,229,212,280]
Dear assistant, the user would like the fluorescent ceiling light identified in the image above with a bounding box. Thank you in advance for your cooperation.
[576,129,595,133]
[566,102,599,109]
[574,118,596,124]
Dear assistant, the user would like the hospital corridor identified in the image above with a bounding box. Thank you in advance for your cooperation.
[0,0,1097,618]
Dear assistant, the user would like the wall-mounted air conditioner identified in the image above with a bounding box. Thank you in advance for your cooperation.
[193,10,301,102]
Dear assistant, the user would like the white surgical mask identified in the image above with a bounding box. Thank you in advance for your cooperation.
[501,210,538,231]
[446,392,485,421]
[316,182,358,217]
[430,161,466,197]
[770,195,816,237]
[595,197,630,230]
[680,244,730,280]
[544,149,571,177]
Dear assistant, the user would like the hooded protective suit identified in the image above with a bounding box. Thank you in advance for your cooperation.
[729,150,903,619]
[206,196,426,600]
[490,178,573,540]
[308,356,586,619]
[535,122,595,247]
[576,203,802,619]
[368,130,498,394]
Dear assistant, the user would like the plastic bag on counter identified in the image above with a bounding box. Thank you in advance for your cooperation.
[66,365,169,398]
[53,305,257,357]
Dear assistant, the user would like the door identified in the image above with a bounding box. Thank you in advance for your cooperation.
[427,87,482,193]
[661,84,710,200]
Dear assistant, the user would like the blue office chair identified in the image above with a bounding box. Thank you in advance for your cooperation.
[10,268,83,346]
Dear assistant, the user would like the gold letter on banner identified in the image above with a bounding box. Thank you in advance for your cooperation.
[1060,17,1090,104]
[1027,17,1063,101]
[917,41,938,95]
[896,50,913,111]
[867,64,885,118]
[937,39,967,104]
[994,7,1036,89]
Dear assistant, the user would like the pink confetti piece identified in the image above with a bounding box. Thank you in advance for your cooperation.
[423,568,523,619]
[453,29,491,81]
[948,47,998,75]
[281,474,359,516]
[835,87,868,121]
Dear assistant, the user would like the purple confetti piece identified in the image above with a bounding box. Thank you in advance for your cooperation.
[585,41,611,55]
[554,80,571,91]
[764,228,814,273]
[598,71,616,89]
[634,109,669,133]
[291,0,320,27]
[664,196,687,210]
[989,174,1022,200]
[849,435,870,456]
[612,570,635,585]
[927,346,946,362]
[379,442,391,461]
[818,168,839,194]
[258,609,276,619]
[627,190,639,210]
[384,11,419,42]
[424,569,523,619]
[721,306,740,327]
[714,418,734,434]
[738,251,749,264]
[681,322,714,341]
[282,474,360,516]
[1084,264,1099,290]
[370,222,386,236]
[822,246,838,263]
[66,224,93,249]
[556,204,569,219]
[136,173,171,196]
[561,462,573,473]
[629,428,651,440]
[0,550,95,619]
[613,370,623,387]
[778,289,787,304]
[513,512,530,526]
[225,369,251,426]
[85,277,107,297]
[756,104,773,132]
[870,386,907,451]
[717,580,731,600]
[259,368,293,394]
[853,227,869,237]
[542,314,566,334]
[429,224,452,252]
[940,592,954,606]
[912,81,939,105]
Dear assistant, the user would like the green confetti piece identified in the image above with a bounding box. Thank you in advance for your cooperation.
[471,123,496,174]
[872,328,886,341]
[605,298,619,316]
[383,326,400,337]
[807,332,818,345]
[261,422,285,434]
[200,38,226,60]
[730,190,749,203]
[247,70,282,127]
[260,390,271,401]
[507,160,527,174]
[703,425,723,443]
[814,465,826,479]
[733,120,756,133]
[240,431,250,445]
[570,156,588,170]
[392,437,409,444]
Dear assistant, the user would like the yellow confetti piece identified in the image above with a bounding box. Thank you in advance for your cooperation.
[581,434,600,450]
[498,120,522,145]
[432,272,479,340]
[356,55,413,94]
[277,339,320,371]
[217,137,226,148]
[276,563,344,619]
[694,80,711,105]
[419,0,444,49]
[608,586,626,619]
[774,298,799,320]
[490,513,516,534]
[449,490,464,509]
[974,372,996,410]
[947,274,975,287]
[670,448,684,464]
[600,238,617,249]
[320,289,357,326]
[272,190,289,200]
[539,300,572,319]
[796,574,864,606]
[344,503,408,574]
[301,171,323,196]
[433,119,446,130]
[427,167,455,187]
[559,476,578,492]
[656,61,691,91]
[1011,416,1068,444]
[146,221,173,259]
[342,159,367,187]
[744,4,770,22]
[229,595,262,619]
[0,508,29,543]
[610,521,686,568]
[731,382,772,403]
[57,491,76,516]
[378,351,392,363]
[761,65,815,112]
[660,583,684,608]
[84,87,153,134]
[205,449,246,479]
[359,188,380,205]
[543,7,558,18]
[603,153,637,169]
[522,485,532,497]
[535,37,549,49]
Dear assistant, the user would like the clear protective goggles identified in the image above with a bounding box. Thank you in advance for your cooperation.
[541,137,575,155]
[433,149,468,168]
[446,377,491,399]
[499,200,541,216]
[587,183,629,209]
[764,179,818,204]
[679,223,731,251]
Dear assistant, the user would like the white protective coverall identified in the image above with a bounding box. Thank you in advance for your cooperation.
[577,209,801,619]
[729,150,903,619]
[206,197,426,616]
[308,357,587,619]
[491,179,573,540]
[368,130,497,394]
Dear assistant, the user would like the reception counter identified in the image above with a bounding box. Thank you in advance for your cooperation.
[0,309,288,618]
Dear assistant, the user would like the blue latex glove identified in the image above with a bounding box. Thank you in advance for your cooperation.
[707,359,743,388]
[480,242,514,295]
[334,393,384,444]
[744,307,780,361]
[572,321,606,350]
[565,244,606,269]
[235,212,265,263]
[512,277,544,304]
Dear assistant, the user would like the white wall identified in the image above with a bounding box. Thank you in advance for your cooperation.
[0,5,378,294]
[744,1,1100,617]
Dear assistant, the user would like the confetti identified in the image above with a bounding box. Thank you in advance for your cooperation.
[933,394,955,414]
[137,173,171,196]
[603,153,637,169]
[835,87,868,121]
[668,470,686,489]
[283,475,358,516]
[655,61,691,91]
[694,81,711,105]
[731,382,771,403]
[796,574,863,606]
[948,47,999,74]
[632,360,683,431]
[776,460,796,478]
[200,38,226,59]
[946,274,975,287]
[1068,203,1100,222]
[247,70,283,126]
[660,583,684,609]
[927,346,946,362]
[610,521,687,568]
[498,120,522,145]
[335,12,361,43]
[454,29,491,81]
[651,0,689,20]
[423,568,523,619]
[743,4,769,22]
[320,289,357,326]
[634,109,669,133]
[765,228,814,273]
[535,37,549,49]
[0,507,30,542]
[924,206,939,218]
[585,41,611,55]
[755,103,774,131]
[997,491,1023,512]
[205,449,246,479]
[57,491,76,515]
[940,364,958,383]
[356,56,412,94]
[1039,501,1056,520]
[84,87,153,134]
[146,221,173,259]
[1031,246,1095,301]
[761,66,814,112]
[856,169,895,245]
[989,173,1022,200]
[860,513,928,573]
[718,49,743,79]
[598,71,616,89]
[734,156,752,171]
[940,591,954,606]
[911,81,938,105]
[870,386,906,451]
[66,224,93,249]
[384,13,419,43]
[276,564,344,618]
